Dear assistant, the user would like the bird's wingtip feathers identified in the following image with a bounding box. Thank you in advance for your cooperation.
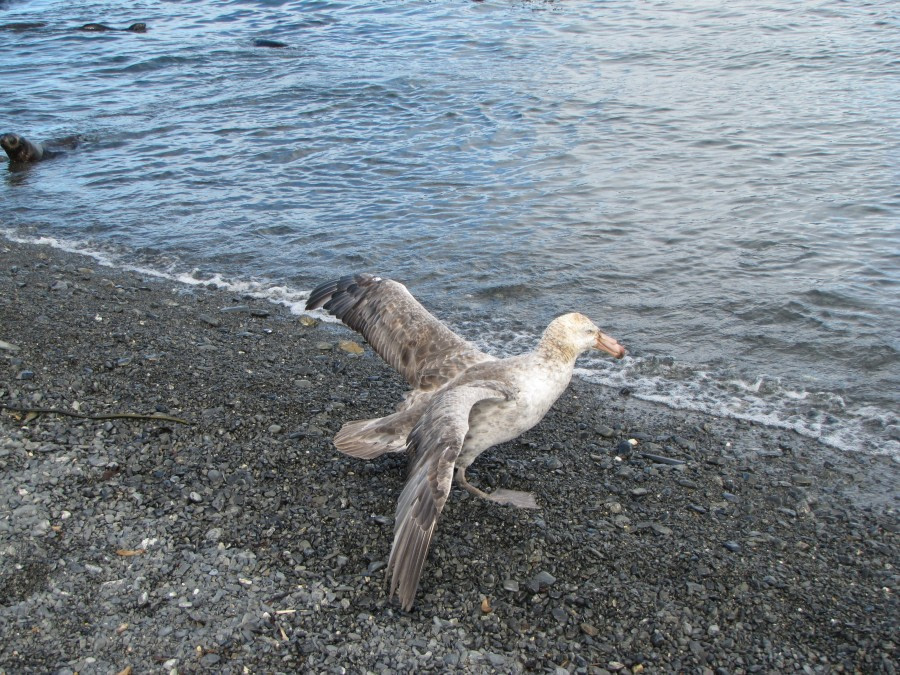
[304,273,380,311]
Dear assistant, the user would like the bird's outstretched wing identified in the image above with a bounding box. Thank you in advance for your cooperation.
[305,274,493,390]
[386,381,512,611]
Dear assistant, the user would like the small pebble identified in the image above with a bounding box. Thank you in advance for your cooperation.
[528,571,556,592]
[615,440,634,457]
[338,340,365,355]
[200,654,221,666]
[367,561,386,575]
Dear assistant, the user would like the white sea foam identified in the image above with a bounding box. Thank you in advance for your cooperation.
[573,358,899,459]
[1,229,341,322]
[4,230,897,460]
[470,320,898,459]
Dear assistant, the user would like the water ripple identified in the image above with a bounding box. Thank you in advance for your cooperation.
[1,0,897,455]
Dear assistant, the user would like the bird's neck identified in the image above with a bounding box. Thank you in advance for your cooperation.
[536,328,580,366]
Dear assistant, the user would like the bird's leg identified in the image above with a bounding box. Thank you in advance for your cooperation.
[455,465,493,500]
[455,466,539,509]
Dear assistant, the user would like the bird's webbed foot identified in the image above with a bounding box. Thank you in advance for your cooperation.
[485,488,539,509]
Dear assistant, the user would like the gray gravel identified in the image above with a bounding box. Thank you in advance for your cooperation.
[1,238,898,673]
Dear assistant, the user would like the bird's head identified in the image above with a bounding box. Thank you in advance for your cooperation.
[548,312,626,360]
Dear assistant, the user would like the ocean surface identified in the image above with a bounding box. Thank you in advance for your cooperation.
[1,0,897,458]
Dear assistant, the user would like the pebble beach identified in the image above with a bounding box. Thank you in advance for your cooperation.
[1,238,897,674]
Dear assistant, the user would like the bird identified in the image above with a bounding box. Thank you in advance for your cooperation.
[305,273,626,611]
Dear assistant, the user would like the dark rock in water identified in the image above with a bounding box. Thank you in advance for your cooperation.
[80,22,147,32]
[1,22,48,31]
[254,38,287,48]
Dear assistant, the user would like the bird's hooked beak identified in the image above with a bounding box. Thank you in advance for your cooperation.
[595,331,626,359]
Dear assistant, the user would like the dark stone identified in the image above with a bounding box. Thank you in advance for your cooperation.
[528,571,556,592]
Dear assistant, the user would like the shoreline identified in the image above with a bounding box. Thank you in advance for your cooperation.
[1,237,897,673]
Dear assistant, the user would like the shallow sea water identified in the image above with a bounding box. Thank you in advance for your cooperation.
[1,0,898,456]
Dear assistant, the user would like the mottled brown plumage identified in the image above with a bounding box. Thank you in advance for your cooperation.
[306,274,492,392]
[305,273,625,610]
